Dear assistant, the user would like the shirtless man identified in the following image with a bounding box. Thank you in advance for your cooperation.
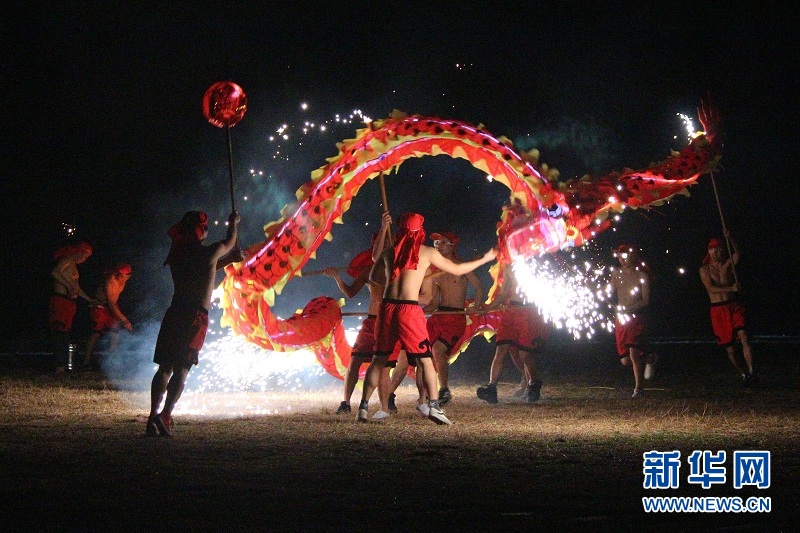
[84,262,133,369]
[49,241,96,374]
[699,231,756,385]
[477,263,547,404]
[325,215,394,419]
[423,231,485,405]
[147,210,240,437]
[358,212,497,425]
[608,244,656,398]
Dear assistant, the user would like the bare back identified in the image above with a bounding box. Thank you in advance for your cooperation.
[373,244,496,301]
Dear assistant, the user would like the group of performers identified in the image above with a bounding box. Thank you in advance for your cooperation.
[48,242,133,373]
[137,202,756,436]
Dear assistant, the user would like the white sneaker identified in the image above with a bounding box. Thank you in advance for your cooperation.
[371,410,390,420]
[427,406,453,426]
[416,403,430,417]
[357,408,369,422]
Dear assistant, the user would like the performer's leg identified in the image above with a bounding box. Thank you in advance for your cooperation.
[630,347,645,396]
[161,366,190,417]
[85,332,101,367]
[738,330,754,375]
[343,355,367,403]
[149,364,173,417]
[377,365,391,412]
[725,345,746,377]
[432,340,449,390]
[489,344,510,385]
[388,351,408,395]
[359,356,387,410]
[418,357,439,403]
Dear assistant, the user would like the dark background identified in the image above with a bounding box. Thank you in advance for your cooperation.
[3,3,798,354]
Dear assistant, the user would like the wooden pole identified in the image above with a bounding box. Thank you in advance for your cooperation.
[378,172,393,246]
[226,125,236,212]
[709,170,738,285]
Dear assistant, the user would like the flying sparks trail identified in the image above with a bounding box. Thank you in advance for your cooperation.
[169,325,362,416]
[511,254,614,340]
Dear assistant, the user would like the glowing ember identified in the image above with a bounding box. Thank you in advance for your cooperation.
[511,255,614,339]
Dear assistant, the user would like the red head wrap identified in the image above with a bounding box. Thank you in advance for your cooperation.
[53,241,93,260]
[165,211,208,266]
[703,238,724,265]
[106,262,132,276]
[391,212,426,281]
[346,232,378,278]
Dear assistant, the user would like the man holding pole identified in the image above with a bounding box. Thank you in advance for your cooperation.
[359,212,497,425]
[147,209,240,437]
[699,229,757,385]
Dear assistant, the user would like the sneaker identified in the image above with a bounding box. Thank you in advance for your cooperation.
[476,383,498,404]
[416,403,430,417]
[526,379,543,403]
[644,354,658,380]
[335,401,351,414]
[438,388,452,406]
[152,413,172,437]
[371,410,390,420]
[427,402,453,426]
[357,408,369,422]
[388,393,397,414]
[631,388,644,399]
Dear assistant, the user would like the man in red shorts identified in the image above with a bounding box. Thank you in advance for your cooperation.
[324,213,394,419]
[424,230,485,405]
[358,212,497,425]
[147,209,240,437]
[84,262,133,370]
[699,231,756,385]
[608,244,657,398]
[49,241,97,374]
[477,263,548,404]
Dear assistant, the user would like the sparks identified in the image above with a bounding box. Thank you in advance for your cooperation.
[511,256,614,340]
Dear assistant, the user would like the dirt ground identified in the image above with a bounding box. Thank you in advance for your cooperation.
[1,344,798,532]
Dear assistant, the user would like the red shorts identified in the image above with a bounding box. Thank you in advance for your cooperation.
[426,307,466,354]
[153,303,209,367]
[615,314,648,356]
[90,305,119,333]
[496,304,547,352]
[351,315,376,361]
[48,294,77,332]
[710,299,746,347]
[375,299,432,367]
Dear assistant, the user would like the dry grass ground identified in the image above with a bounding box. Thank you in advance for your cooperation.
[1,345,798,532]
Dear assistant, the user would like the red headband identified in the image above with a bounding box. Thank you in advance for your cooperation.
[391,213,426,281]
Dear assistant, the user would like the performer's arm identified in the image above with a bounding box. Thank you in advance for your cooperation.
[372,212,392,262]
[324,267,367,298]
[51,259,93,301]
[699,266,738,294]
[214,211,240,266]
[105,279,133,330]
[429,247,497,277]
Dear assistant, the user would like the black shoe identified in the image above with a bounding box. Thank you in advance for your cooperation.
[438,388,452,406]
[526,379,543,403]
[388,393,397,413]
[476,383,498,404]
[335,401,351,414]
[743,372,759,387]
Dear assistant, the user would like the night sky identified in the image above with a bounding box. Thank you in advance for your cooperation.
[3,3,798,351]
